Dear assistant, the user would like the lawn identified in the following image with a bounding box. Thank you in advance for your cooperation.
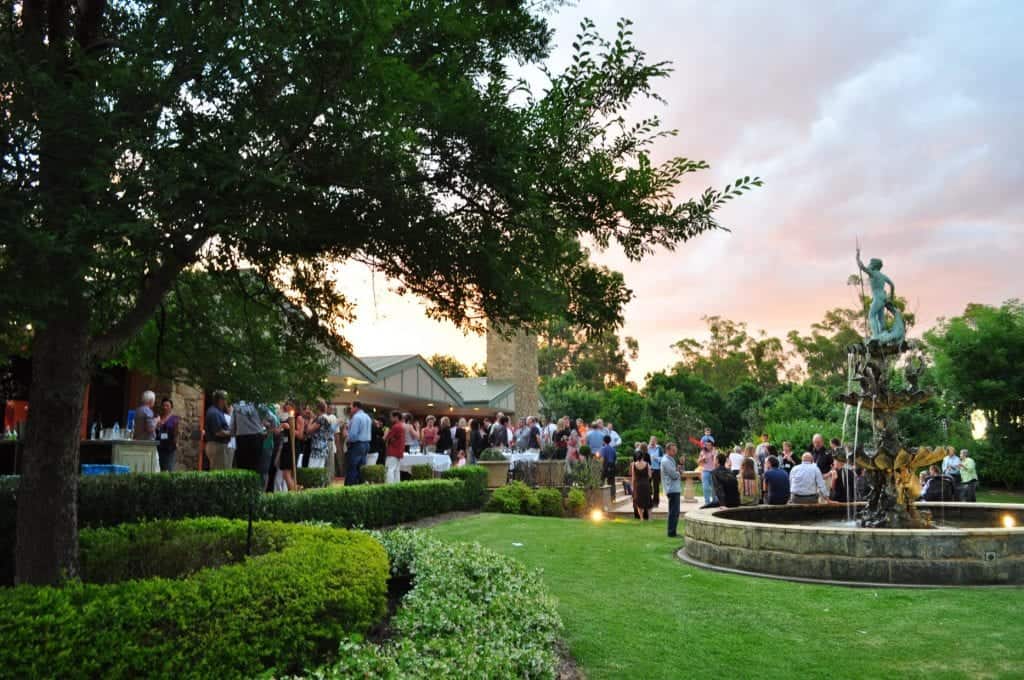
[978,488,1024,504]
[430,514,1024,680]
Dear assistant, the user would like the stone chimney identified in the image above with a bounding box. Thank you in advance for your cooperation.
[485,322,539,417]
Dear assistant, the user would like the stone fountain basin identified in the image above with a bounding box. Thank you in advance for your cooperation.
[682,503,1024,586]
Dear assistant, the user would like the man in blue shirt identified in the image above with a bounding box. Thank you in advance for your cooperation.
[647,436,663,507]
[661,443,682,537]
[345,401,372,485]
[763,455,790,505]
[598,434,617,500]
[586,419,606,453]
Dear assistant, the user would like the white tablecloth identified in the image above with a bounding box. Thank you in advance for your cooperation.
[400,453,452,473]
[504,451,540,469]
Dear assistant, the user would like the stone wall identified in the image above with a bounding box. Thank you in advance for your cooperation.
[683,504,1024,586]
[167,381,203,471]
[486,322,539,418]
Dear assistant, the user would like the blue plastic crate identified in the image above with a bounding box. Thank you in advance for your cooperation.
[81,464,131,476]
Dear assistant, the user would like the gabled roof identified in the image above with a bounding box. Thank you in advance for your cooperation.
[359,354,465,405]
[446,377,515,406]
[360,354,418,373]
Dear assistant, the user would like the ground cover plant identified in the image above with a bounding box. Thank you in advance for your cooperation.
[307,530,562,679]
[429,514,1024,680]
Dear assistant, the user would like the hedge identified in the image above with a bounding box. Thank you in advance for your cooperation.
[77,470,263,526]
[262,469,487,528]
[409,464,433,480]
[1,467,490,582]
[297,467,332,489]
[0,519,388,679]
[310,530,562,679]
[0,471,261,585]
[361,464,385,484]
[441,465,487,507]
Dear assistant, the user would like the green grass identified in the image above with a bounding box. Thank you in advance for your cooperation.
[978,488,1024,504]
[429,515,1024,680]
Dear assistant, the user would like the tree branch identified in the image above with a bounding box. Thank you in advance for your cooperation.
[90,236,207,359]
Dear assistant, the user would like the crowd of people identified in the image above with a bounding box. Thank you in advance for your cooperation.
[617,430,982,538]
[133,387,984,516]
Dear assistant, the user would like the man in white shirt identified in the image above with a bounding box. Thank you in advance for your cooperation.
[789,453,829,504]
[606,422,622,448]
[541,417,557,447]
[942,450,962,484]
[727,446,745,472]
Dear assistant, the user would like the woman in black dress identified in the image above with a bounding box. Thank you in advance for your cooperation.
[632,451,653,521]
[469,419,488,461]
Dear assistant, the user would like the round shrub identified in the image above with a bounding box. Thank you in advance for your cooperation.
[297,467,331,488]
[478,447,507,461]
[485,481,540,515]
[0,518,388,679]
[565,488,587,517]
[410,464,433,481]
[361,464,385,484]
[536,488,564,517]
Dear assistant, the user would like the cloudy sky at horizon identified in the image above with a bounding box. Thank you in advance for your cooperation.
[340,0,1024,384]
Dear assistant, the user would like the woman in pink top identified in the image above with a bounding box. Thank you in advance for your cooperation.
[698,443,718,506]
[421,415,439,452]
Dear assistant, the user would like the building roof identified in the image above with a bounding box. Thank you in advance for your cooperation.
[359,355,418,373]
[329,353,542,415]
[445,377,515,406]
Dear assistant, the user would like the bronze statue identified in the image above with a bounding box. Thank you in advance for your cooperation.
[839,247,947,528]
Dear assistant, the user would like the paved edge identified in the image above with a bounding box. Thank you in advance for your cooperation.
[674,546,1024,590]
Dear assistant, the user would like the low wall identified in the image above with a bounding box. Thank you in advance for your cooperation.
[683,503,1024,586]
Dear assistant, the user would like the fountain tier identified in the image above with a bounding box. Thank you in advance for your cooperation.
[683,504,1024,586]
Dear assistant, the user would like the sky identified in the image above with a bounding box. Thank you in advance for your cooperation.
[341,0,1024,384]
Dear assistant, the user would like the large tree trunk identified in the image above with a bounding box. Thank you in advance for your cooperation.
[15,316,92,585]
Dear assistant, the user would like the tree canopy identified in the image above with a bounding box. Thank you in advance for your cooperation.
[2,2,758,584]
[671,316,791,393]
[117,271,337,404]
[426,354,483,379]
[537,309,639,391]
[926,300,1024,455]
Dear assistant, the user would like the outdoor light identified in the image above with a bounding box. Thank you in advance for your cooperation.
[427,403,434,407]
[1003,514,1017,529]
[589,509,604,522]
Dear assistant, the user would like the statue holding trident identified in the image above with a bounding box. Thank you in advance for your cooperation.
[856,245,904,345]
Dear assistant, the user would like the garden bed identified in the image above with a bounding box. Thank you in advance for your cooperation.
[307,530,563,679]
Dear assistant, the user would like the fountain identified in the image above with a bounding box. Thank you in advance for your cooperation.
[682,250,1024,586]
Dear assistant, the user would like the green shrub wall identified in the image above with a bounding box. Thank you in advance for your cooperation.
[0,519,388,679]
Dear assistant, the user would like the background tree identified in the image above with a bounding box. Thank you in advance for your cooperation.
[1,4,759,583]
[118,271,337,404]
[671,316,790,393]
[926,300,1024,486]
[427,354,471,379]
[537,305,640,390]
[789,275,916,389]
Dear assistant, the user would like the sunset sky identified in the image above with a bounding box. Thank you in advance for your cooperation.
[342,1,1024,385]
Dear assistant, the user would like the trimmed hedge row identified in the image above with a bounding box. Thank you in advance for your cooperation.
[264,479,469,528]
[1,467,489,583]
[0,519,388,679]
[311,530,563,679]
